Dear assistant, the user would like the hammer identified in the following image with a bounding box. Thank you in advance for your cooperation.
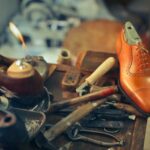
[76,57,116,96]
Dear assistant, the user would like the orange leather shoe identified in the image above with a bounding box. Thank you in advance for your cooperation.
[116,21,150,113]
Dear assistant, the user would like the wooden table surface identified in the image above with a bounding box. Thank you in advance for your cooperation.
[44,63,147,150]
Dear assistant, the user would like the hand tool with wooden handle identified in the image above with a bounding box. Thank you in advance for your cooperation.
[111,102,144,118]
[76,57,116,96]
[44,98,110,141]
[47,85,118,113]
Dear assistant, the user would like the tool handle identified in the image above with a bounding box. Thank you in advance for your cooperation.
[44,99,107,141]
[49,86,117,112]
[86,57,116,85]
[113,103,144,117]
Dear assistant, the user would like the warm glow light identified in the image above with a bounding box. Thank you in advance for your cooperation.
[9,22,26,48]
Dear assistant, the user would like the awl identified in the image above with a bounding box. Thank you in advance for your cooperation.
[76,57,116,96]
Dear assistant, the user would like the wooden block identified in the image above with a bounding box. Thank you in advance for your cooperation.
[76,51,118,74]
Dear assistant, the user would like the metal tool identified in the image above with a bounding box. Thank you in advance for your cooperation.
[30,87,52,112]
[44,97,114,141]
[76,57,116,96]
[66,123,124,147]
[1,86,52,111]
[91,107,136,120]
[48,85,118,113]
[23,55,49,80]
[45,119,124,134]
[53,94,121,116]
[54,98,135,122]
[109,102,144,118]
[80,120,124,133]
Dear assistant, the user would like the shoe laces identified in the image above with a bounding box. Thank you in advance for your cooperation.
[136,44,150,72]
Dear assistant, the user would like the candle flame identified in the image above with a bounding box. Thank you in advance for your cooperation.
[9,22,26,48]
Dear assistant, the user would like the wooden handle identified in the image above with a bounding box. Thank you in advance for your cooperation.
[113,103,144,117]
[86,57,116,85]
[48,85,117,112]
[44,99,107,141]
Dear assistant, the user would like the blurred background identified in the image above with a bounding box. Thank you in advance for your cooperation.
[0,0,149,63]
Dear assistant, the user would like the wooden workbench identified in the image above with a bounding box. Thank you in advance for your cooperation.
[44,52,147,150]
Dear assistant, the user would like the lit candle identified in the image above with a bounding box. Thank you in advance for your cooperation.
[9,22,27,49]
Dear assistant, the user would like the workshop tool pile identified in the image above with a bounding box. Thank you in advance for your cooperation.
[0,21,149,150]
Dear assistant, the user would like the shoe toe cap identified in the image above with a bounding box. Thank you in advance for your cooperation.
[134,88,150,113]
